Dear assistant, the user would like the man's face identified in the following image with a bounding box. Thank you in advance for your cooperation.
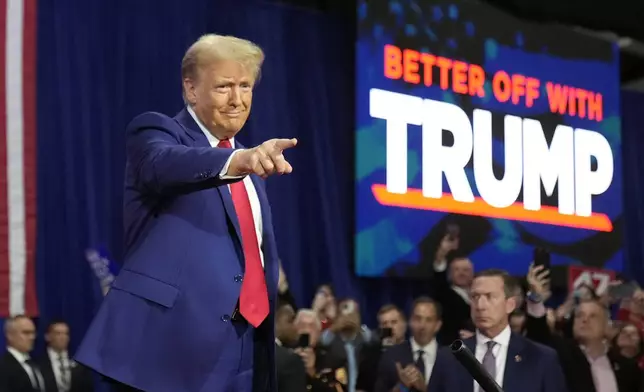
[409,303,441,346]
[378,309,406,343]
[470,276,514,333]
[295,314,320,347]
[7,318,36,353]
[573,301,607,342]
[45,323,70,352]
[275,306,298,346]
[183,60,254,139]
[450,258,474,288]
[616,324,642,351]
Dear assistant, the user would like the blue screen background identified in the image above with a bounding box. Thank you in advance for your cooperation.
[355,0,622,277]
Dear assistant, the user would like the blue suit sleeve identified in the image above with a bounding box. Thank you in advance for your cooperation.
[542,348,569,392]
[126,111,240,194]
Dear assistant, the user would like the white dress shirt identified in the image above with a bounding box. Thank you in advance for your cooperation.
[47,347,71,391]
[7,346,44,391]
[410,337,438,385]
[474,325,511,392]
[187,106,264,267]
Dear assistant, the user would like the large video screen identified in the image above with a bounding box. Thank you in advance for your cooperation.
[355,0,622,277]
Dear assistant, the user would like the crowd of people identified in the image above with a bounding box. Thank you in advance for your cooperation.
[274,245,644,392]
[0,319,93,392]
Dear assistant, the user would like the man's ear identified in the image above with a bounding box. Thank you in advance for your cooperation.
[182,78,197,105]
[506,296,517,315]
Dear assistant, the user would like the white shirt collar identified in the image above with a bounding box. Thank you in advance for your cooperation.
[47,347,68,359]
[7,346,29,363]
[275,338,282,346]
[410,337,437,357]
[476,325,511,348]
[186,106,235,148]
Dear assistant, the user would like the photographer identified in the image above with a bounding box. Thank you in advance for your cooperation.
[357,305,407,391]
[295,309,347,392]
[320,299,374,392]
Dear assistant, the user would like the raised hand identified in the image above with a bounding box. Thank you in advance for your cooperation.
[228,138,297,178]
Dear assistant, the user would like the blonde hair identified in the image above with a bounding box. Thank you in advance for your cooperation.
[181,34,264,83]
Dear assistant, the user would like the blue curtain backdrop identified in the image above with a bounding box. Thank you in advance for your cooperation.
[33,0,644,357]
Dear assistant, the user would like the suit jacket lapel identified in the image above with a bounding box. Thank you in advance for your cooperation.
[175,109,244,253]
[502,333,525,391]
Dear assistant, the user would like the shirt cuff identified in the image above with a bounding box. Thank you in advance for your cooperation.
[434,260,447,272]
[526,301,547,318]
[219,150,246,179]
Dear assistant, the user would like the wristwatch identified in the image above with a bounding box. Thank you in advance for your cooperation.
[526,291,543,303]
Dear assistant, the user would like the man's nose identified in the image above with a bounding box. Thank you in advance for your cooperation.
[229,87,242,105]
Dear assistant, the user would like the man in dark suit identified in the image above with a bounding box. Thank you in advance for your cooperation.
[428,269,568,392]
[36,321,93,392]
[75,34,297,392]
[525,263,642,392]
[0,315,44,392]
[432,242,476,345]
[375,297,449,392]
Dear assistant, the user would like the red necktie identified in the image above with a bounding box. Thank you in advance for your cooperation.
[218,139,269,327]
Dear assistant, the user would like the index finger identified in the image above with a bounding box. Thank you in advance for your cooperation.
[273,138,298,151]
[395,362,403,373]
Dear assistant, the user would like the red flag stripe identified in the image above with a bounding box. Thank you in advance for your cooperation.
[22,0,37,317]
[0,0,9,317]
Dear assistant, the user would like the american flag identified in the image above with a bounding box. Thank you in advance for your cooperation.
[0,0,37,317]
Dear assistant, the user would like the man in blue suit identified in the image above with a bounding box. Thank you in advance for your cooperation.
[428,269,568,392]
[75,34,297,392]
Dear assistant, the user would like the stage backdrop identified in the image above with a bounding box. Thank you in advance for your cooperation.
[355,0,623,278]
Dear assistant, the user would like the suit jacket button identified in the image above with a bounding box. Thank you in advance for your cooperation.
[221,315,230,322]
[234,274,243,283]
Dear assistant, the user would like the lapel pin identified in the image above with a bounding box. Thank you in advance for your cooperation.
[614,363,620,371]
[514,355,522,362]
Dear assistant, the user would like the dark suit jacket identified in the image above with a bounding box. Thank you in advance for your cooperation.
[526,313,642,392]
[36,352,94,392]
[276,345,307,392]
[428,333,568,392]
[374,341,451,392]
[433,267,474,345]
[0,350,38,392]
[75,109,281,392]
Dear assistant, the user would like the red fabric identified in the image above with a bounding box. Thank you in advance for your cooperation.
[218,140,268,327]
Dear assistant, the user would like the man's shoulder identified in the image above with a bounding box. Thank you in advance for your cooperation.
[514,333,558,359]
[126,111,183,134]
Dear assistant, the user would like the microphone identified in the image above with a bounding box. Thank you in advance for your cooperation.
[450,340,503,392]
